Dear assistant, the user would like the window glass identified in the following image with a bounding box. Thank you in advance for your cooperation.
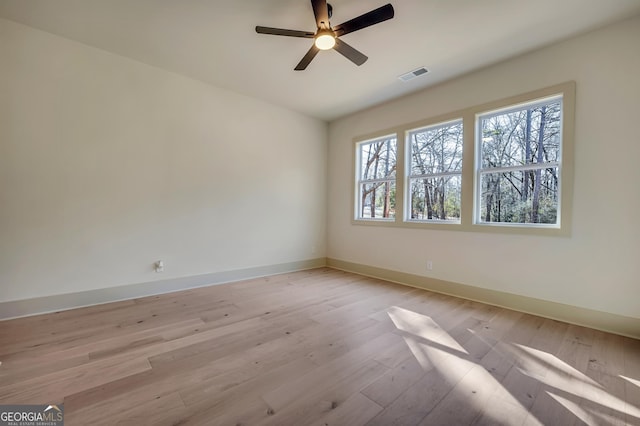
[477,97,563,226]
[356,137,397,220]
[352,82,573,235]
[407,120,463,222]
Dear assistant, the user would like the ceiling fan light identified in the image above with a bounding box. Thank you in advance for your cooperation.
[315,34,336,50]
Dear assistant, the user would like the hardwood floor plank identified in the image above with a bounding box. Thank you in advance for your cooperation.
[361,354,429,408]
[0,268,636,426]
[69,391,185,426]
[577,332,637,425]
[473,393,535,425]
[180,356,317,411]
[418,363,501,425]
[622,336,640,425]
[261,332,398,412]
[0,356,151,404]
[305,320,395,367]
[479,313,546,382]
[364,367,460,426]
[309,392,383,426]
[259,359,388,426]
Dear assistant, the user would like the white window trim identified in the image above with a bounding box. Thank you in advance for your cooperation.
[351,81,575,237]
[405,119,464,224]
[355,135,397,222]
[474,95,564,228]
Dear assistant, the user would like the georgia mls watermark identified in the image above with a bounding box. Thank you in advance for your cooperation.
[0,405,63,426]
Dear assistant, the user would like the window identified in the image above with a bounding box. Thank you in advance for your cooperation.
[356,136,397,220]
[476,97,563,226]
[352,82,574,235]
[407,120,463,222]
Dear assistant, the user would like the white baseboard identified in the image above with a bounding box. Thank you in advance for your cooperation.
[0,258,327,321]
[327,258,640,340]
[4,257,638,340]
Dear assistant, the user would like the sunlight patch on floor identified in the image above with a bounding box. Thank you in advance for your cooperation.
[547,392,598,426]
[620,374,640,388]
[583,403,632,426]
[387,306,468,354]
[385,306,640,425]
[512,343,640,420]
[512,343,602,388]
[401,334,473,380]
[400,335,434,371]
[465,328,493,346]
[389,307,536,425]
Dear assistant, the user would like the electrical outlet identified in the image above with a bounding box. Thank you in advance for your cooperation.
[155,260,164,273]
[426,260,433,271]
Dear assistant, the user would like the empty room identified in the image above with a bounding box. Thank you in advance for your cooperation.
[1,0,639,425]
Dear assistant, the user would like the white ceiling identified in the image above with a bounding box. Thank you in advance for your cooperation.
[1,0,639,121]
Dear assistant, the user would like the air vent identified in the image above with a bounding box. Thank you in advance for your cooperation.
[398,67,429,82]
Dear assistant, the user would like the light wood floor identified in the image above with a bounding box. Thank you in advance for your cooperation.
[1,268,639,425]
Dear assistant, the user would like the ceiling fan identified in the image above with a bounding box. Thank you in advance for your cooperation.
[256,0,394,71]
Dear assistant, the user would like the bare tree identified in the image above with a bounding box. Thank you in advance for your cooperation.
[359,139,396,218]
[480,101,560,224]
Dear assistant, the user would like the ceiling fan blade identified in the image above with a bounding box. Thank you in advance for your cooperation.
[295,45,320,70]
[256,26,315,38]
[311,0,330,28]
[333,4,394,37]
[333,38,368,66]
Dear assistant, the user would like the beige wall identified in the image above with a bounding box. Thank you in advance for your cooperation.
[0,19,327,302]
[327,16,640,319]
[2,14,639,321]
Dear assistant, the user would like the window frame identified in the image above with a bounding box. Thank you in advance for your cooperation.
[354,134,398,222]
[474,95,564,228]
[351,81,575,236]
[405,118,464,224]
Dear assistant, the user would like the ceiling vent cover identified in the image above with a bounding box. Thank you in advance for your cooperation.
[399,67,429,82]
